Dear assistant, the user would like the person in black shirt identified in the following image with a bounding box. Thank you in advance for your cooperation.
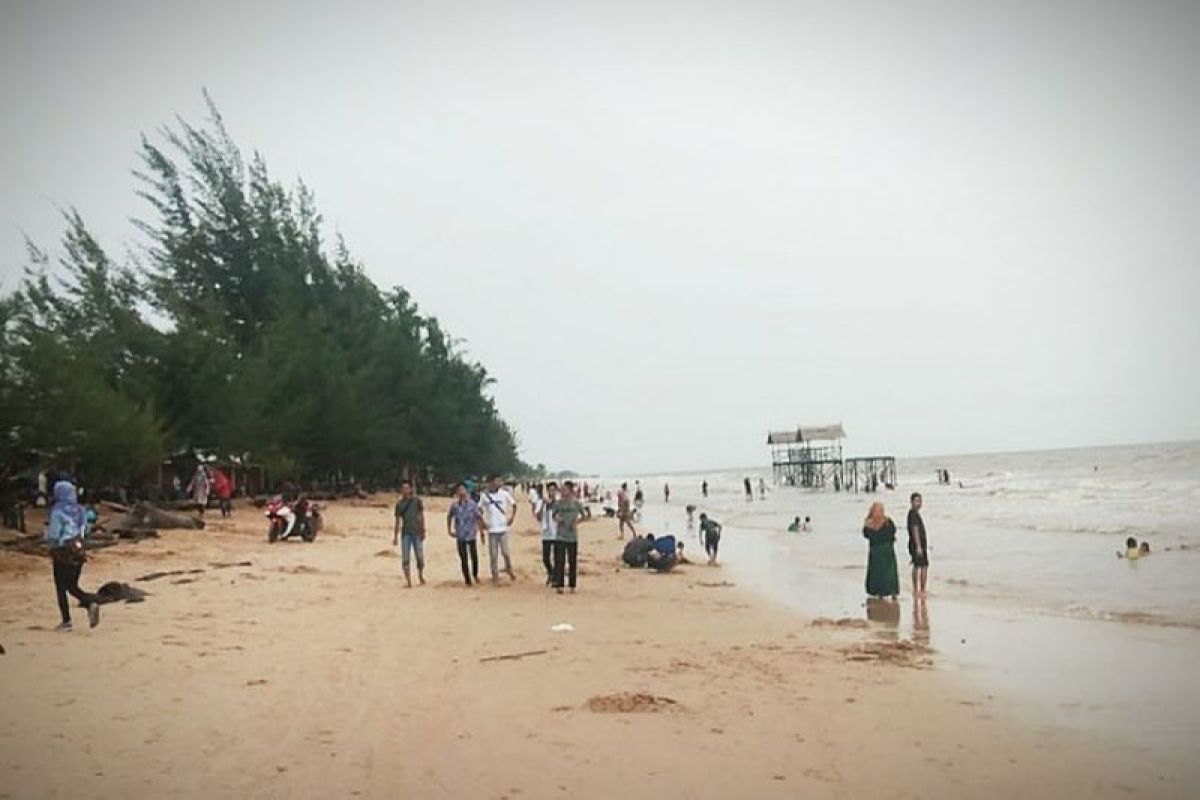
[906,492,929,597]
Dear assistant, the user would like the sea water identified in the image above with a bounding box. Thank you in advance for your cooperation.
[593,440,1200,760]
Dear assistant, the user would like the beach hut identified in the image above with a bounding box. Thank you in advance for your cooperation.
[766,424,846,488]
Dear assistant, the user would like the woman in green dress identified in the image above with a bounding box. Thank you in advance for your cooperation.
[862,501,899,600]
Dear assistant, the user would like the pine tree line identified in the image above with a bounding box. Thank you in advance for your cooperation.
[0,95,524,489]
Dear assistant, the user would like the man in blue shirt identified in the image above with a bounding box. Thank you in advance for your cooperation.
[446,482,484,586]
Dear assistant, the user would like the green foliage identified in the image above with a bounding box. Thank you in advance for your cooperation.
[0,94,521,487]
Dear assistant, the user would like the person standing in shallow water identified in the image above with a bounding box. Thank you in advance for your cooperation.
[907,492,929,597]
[699,512,723,565]
[616,482,637,540]
[701,480,708,498]
[45,480,101,631]
[862,501,899,600]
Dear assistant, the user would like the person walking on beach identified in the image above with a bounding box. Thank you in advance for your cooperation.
[481,475,517,582]
[535,481,559,586]
[862,501,899,600]
[212,468,233,518]
[907,493,929,597]
[446,482,482,586]
[188,464,210,515]
[663,483,670,503]
[617,482,637,539]
[393,479,426,587]
[634,481,645,510]
[743,477,752,501]
[45,480,101,631]
[552,481,587,593]
[699,512,723,565]
[758,477,767,498]
[701,480,708,498]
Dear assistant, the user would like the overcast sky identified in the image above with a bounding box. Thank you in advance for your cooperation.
[2,1,1198,474]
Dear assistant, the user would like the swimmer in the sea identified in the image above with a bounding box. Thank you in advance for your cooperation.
[1118,536,1140,559]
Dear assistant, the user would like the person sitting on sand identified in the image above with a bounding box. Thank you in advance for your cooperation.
[862,501,899,601]
[1139,541,1151,557]
[622,533,656,568]
[802,516,811,531]
[647,534,679,572]
[699,513,723,565]
[677,541,691,564]
[787,516,802,533]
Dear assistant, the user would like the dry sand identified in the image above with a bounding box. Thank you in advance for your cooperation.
[0,497,1191,798]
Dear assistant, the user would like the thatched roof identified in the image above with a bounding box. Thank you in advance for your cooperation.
[766,424,846,445]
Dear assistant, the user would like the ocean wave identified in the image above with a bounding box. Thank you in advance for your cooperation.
[1060,607,1200,632]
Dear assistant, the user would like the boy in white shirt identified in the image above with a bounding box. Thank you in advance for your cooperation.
[534,481,559,586]
[481,474,517,582]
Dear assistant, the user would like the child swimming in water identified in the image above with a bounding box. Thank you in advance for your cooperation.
[1118,537,1141,560]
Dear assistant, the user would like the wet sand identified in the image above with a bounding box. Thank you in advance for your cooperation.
[0,497,1194,798]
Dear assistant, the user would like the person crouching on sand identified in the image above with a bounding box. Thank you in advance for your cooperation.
[447,482,483,586]
[393,479,426,587]
[551,481,586,593]
[45,480,101,631]
[863,501,899,601]
[699,513,723,565]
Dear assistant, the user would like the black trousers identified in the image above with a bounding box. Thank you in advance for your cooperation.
[705,533,721,559]
[52,557,96,623]
[542,541,554,582]
[552,540,578,589]
[457,540,479,585]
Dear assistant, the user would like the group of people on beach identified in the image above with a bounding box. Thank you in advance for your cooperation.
[398,475,589,594]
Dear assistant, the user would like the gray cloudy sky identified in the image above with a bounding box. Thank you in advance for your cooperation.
[2,1,1198,474]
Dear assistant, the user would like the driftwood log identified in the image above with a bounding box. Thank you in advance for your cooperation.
[108,503,205,533]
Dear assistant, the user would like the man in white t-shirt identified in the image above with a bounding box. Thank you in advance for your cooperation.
[481,475,517,582]
[534,481,559,586]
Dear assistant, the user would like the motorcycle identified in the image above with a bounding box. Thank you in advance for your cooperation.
[265,496,321,543]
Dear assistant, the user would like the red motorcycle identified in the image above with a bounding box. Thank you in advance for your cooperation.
[265,496,321,543]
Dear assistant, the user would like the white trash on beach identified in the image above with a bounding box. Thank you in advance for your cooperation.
[550,623,575,633]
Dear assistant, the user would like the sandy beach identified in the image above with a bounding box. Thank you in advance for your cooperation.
[0,496,1193,799]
